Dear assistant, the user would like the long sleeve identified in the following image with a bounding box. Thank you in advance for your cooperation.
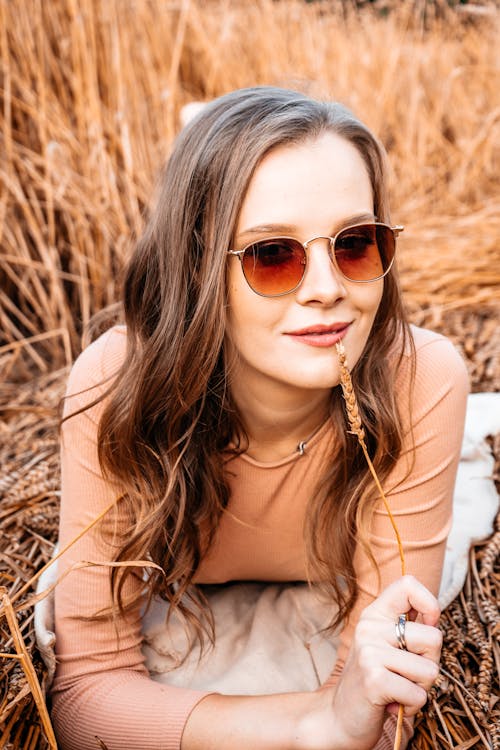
[50,327,212,750]
[325,328,469,748]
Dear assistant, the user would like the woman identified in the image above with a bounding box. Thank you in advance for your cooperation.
[51,87,468,750]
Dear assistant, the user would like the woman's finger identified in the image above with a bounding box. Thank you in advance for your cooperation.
[392,619,443,662]
[353,633,440,693]
[367,575,441,627]
[355,609,442,662]
[363,666,430,716]
[384,648,440,692]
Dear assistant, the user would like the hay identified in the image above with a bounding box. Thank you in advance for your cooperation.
[0,0,499,746]
[0,370,61,749]
[1,0,499,374]
[0,306,499,748]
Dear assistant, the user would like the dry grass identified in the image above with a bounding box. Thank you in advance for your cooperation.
[0,366,498,748]
[0,0,499,747]
[0,0,499,376]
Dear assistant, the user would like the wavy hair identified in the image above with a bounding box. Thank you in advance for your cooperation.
[92,86,412,648]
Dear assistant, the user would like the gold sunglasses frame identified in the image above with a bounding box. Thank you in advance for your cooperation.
[227,222,404,297]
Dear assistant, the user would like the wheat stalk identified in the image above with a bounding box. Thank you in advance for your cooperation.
[336,340,406,750]
[0,588,58,749]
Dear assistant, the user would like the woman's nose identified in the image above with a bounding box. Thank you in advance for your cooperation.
[294,237,347,305]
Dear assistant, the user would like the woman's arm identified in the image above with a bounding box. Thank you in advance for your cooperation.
[184,332,462,750]
[52,328,213,750]
[325,329,469,748]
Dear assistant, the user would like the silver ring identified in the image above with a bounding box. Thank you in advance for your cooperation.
[395,614,407,650]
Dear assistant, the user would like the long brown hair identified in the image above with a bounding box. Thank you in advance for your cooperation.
[93,86,412,647]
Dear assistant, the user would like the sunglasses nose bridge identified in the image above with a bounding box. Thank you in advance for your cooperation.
[302,235,335,268]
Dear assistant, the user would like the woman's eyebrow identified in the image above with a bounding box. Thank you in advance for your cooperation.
[338,212,376,229]
[237,213,377,241]
[236,223,297,240]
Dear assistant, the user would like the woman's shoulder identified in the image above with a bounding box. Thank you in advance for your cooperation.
[65,325,128,400]
[397,324,470,401]
[408,324,468,371]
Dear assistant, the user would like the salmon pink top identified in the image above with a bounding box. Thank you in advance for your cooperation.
[51,325,469,750]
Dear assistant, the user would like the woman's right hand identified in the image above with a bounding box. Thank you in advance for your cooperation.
[296,575,442,750]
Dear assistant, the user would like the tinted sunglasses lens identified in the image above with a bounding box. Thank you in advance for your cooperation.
[241,238,305,296]
[334,224,395,281]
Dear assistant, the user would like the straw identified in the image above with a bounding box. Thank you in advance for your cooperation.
[1,0,499,374]
[0,1,498,746]
[1,338,497,747]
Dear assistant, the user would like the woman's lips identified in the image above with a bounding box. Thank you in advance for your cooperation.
[285,323,351,348]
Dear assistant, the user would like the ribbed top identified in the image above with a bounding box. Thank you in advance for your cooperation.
[51,324,469,749]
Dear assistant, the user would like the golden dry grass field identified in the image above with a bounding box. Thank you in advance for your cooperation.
[0,0,499,381]
[0,1,499,748]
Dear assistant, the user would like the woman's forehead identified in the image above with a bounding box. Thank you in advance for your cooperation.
[236,132,374,238]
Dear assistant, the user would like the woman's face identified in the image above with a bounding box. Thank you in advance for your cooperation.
[225,132,384,403]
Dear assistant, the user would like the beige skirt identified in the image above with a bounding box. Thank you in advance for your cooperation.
[141,581,340,694]
[35,570,340,694]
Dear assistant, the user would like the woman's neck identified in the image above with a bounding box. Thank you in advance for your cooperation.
[230,380,332,462]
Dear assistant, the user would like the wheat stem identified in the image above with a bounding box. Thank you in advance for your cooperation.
[336,341,406,750]
[8,495,121,608]
[0,588,57,749]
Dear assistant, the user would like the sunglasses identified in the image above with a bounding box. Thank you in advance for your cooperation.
[227,222,403,297]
